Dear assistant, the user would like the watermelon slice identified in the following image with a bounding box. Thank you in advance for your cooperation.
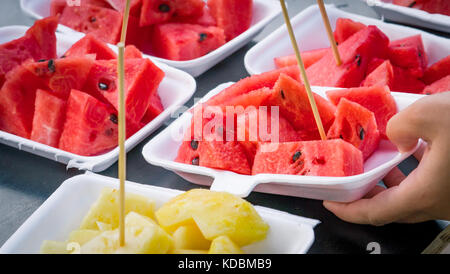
[59,4,123,44]
[327,98,380,159]
[252,140,364,177]
[64,34,117,60]
[140,0,176,26]
[326,85,397,138]
[267,73,336,137]
[392,65,426,93]
[208,0,253,41]
[171,6,217,26]
[333,18,366,44]
[306,26,390,88]
[362,60,394,89]
[59,89,118,156]
[0,16,58,87]
[274,48,329,69]
[151,23,225,61]
[388,35,428,78]
[124,45,143,59]
[83,58,165,123]
[422,75,450,95]
[30,89,67,147]
[421,55,450,85]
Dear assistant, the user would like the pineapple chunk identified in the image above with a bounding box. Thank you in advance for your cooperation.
[172,225,211,250]
[209,236,244,254]
[156,189,269,246]
[80,212,173,254]
[68,230,101,246]
[172,249,208,254]
[80,188,155,230]
[40,240,70,254]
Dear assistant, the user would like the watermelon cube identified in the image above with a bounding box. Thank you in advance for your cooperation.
[140,0,176,26]
[392,65,426,93]
[421,55,450,85]
[30,89,67,147]
[274,48,329,69]
[218,87,273,108]
[151,23,225,61]
[173,0,205,17]
[59,4,123,44]
[327,98,380,159]
[306,26,390,88]
[64,34,117,60]
[388,35,428,78]
[59,89,118,156]
[83,58,164,123]
[140,95,164,124]
[124,45,143,59]
[208,0,253,41]
[416,0,450,16]
[333,18,367,45]
[362,59,394,89]
[252,139,364,177]
[366,58,386,74]
[326,85,397,138]
[171,6,217,27]
[422,75,450,95]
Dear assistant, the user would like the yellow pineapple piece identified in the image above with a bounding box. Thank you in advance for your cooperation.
[80,212,173,254]
[172,225,211,250]
[80,188,155,230]
[40,240,70,254]
[156,189,269,246]
[209,236,244,254]
[172,249,208,254]
[68,230,101,246]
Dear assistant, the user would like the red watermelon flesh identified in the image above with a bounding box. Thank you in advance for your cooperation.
[0,16,58,87]
[307,26,390,88]
[274,48,329,69]
[388,35,427,78]
[207,65,301,107]
[333,18,367,45]
[30,89,67,147]
[124,45,143,59]
[208,0,253,41]
[327,98,380,160]
[173,0,205,17]
[141,94,164,124]
[59,4,123,44]
[326,85,397,138]
[83,58,165,123]
[422,55,450,85]
[392,65,426,93]
[367,58,385,74]
[23,56,95,100]
[105,0,142,16]
[64,34,117,60]
[140,0,176,26]
[422,75,450,95]
[50,0,112,16]
[59,89,118,156]
[413,0,450,16]
[393,0,419,7]
[214,87,272,108]
[252,140,364,177]
[362,59,394,89]
[151,23,225,61]
[171,6,217,27]
[125,15,155,55]
[267,73,336,135]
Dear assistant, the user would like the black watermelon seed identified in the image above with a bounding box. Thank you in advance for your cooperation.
[48,59,56,73]
[359,126,365,140]
[355,54,361,67]
[89,16,96,23]
[110,114,118,124]
[292,151,302,163]
[339,134,344,139]
[38,59,46,63]
[61,55,67,59]
[159,4,171,13]
[199,33,208,42]
[409,1,416,7]
[192,157,199,166]
[190,139,199,150]
[99,82,109,91]
[281,90,285,99]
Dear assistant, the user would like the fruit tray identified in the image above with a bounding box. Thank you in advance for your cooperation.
[360,0,450,33]
[244,4,450,76]
[142,83,424,202]
[20,0,282,77]
[0,26,196,173]
[0,172,319,254]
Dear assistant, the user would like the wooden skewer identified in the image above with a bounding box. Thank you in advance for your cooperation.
[118,0,132,247]
[279,0,327,141]
[317,0,342,66]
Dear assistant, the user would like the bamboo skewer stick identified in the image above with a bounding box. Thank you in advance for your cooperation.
[118,0,132,247]
[317,0,342,66]
[279,0,327,141]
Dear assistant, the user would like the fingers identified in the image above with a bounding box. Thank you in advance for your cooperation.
[383,167,405,188]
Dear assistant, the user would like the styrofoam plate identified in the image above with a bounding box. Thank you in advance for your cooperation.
[142,83,423,202]
[20,0,282,77]
[361,0,450,33]
[0,173,319,254]
[0,26,196,172]
[244,4,450,77]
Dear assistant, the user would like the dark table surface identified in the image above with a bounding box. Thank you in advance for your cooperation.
[0,0,447,254]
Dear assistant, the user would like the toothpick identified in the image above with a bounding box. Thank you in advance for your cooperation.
[118,0,132,248]
[279,0,327,141]
[317,0,342,66]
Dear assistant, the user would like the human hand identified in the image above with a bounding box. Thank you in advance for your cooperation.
[323,92,450,225]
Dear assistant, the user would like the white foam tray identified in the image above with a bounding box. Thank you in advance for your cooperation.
[244,5,450,77]
[0,173,319,254]
[142,83,424,202]
[0,26,196,172]
[20,0,282,77]
[361,0,450,33]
